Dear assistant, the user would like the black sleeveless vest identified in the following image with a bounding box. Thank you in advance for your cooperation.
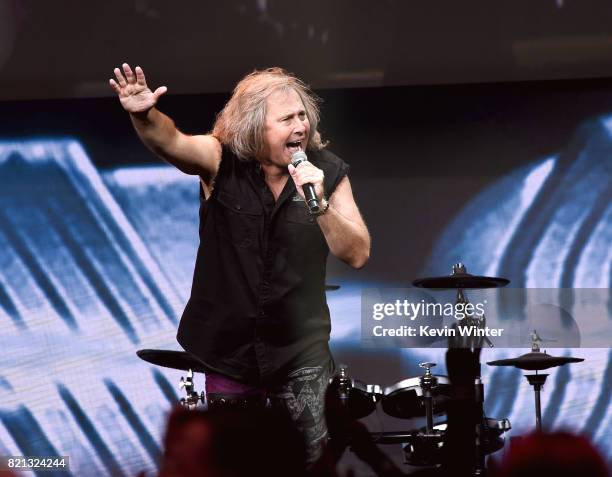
[177,146,349,384]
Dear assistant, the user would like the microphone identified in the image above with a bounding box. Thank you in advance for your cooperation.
[290,150,320,213]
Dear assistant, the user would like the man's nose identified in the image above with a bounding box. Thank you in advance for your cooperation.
[293,120,306,135]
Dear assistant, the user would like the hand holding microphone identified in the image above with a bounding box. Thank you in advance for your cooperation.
[289,150,326,214]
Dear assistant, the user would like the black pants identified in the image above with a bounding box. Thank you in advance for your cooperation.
[205,362,332,465]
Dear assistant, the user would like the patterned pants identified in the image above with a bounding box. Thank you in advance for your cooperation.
[205,363,332,465]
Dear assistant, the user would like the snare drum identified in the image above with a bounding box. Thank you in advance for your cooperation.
[382,375,452,419]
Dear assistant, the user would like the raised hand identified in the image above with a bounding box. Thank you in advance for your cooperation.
[109,63,167,115]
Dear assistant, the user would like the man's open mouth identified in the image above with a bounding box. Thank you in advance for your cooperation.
[286,140,303,154]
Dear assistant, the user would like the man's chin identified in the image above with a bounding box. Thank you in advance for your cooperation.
[259,154,291,169]
[279,152,293,166]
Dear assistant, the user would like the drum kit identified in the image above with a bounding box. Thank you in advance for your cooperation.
[137,264,585,474]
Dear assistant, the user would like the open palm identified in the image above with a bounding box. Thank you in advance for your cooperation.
[109,63,167,114]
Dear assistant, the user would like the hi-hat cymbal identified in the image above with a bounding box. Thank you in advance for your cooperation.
[413,272,509,289]
[487,352,584,371]
[137,349,208,373]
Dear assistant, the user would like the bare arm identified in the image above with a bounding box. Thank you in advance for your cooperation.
[317,176,370,269]
[109,63,220,183]
[289,163,370,269]
[129,108,221,181]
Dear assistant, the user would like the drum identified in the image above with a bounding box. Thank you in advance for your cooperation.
[484,417,511,433]
[480,417,511,454]
[427,417,511,447]
[382,375,452,419]
[346,379,383,419]
[400,418,512,466]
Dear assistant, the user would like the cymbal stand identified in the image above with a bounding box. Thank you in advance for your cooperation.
[525,333,548,432]
[419,362,438,434]
[451,265,490,476]
[525,372,548,432]
[338,364,351,408]
[179,369,202,409]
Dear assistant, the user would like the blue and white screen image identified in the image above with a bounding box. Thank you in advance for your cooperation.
[0,101,611,475]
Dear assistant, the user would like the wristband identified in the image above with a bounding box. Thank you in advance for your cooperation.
[311,197,330,216]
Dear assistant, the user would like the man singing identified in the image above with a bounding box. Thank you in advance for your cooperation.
[110,64,370,463]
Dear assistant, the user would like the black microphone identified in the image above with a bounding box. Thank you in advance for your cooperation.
[290,150,320,213]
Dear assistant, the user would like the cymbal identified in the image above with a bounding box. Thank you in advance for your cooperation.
[413,272,509,289]
[487,352,584,371]
[325,284,341,291]
[136,349,208,373]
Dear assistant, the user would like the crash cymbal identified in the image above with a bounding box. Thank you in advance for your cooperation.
[487,352,584,371]
[413,263,509,289]
[413,273,509,289]
[137,349,208,373]
[325,284,341,291]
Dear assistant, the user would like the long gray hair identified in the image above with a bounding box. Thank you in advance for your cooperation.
[212,68,326,160]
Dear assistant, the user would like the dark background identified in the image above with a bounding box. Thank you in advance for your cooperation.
[3,0,612,101]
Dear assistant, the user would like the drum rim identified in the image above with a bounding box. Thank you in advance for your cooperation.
[383,375,451,396]
[349,379,383,396]
[431,417,511,431]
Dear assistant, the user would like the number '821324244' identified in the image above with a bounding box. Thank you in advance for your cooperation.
[0,456,69,471]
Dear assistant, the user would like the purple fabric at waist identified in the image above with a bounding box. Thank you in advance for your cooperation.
[205,372,265,395]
